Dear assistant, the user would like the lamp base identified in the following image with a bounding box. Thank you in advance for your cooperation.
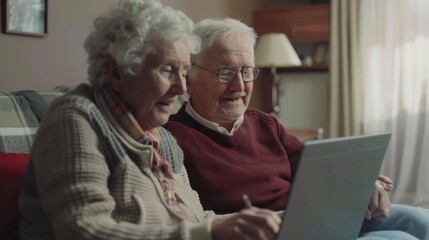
[271,67,281,115]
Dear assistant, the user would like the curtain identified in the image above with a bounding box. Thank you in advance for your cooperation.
[329,0,363,138]
[359,0,429,205]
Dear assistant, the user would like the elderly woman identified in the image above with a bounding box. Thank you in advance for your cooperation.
[17,0,280,239]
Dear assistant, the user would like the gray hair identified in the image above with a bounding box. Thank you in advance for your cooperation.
[188,18,257,79]
[84,0,200,88]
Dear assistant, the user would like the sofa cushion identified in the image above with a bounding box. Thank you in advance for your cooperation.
[0,87,69,153]
[0,152,30,240]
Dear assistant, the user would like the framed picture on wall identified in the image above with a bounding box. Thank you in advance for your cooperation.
[312,42,329,65]
[1,0,48,37]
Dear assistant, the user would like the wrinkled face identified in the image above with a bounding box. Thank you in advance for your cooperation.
[109,39,191,131]
[187,33,254,130]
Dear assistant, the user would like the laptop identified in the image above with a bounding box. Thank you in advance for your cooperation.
[277,133,391,240]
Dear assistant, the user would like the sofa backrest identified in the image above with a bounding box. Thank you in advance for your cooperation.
[0,86,71,239]
[0,87,71,153]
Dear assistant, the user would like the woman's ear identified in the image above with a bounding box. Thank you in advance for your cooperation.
[105,58,123,91]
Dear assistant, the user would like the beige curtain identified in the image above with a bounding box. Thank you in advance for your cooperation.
[328,0,362,138]
[332,0,429,206]
[360,0,429,206]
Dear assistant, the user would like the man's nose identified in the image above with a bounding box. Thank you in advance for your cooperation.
[228,72,245,91]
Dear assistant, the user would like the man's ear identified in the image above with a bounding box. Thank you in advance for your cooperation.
[105,58,123,91]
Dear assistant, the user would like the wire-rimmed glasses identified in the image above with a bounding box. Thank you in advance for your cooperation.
[192,63,259,83]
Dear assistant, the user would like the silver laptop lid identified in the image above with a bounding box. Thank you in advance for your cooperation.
[277,133,391,240]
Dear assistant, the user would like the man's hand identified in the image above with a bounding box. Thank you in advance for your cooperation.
[211,207,281,240]
[365,175,393,220]
[377,175,394,192]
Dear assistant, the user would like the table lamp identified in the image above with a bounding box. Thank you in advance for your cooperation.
[255,33,301,115]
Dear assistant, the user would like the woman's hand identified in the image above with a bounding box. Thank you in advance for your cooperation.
[211,207,281,240]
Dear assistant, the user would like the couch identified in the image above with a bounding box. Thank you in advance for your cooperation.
[0,86,71,240]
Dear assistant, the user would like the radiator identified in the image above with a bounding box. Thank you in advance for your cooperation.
[276,72,329,134]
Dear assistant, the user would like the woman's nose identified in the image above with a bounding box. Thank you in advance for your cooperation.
[172,73,187,95]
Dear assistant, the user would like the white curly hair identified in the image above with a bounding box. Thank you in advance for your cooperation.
[84,0,200,88]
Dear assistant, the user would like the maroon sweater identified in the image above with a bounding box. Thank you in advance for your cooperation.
[164,105,303,214]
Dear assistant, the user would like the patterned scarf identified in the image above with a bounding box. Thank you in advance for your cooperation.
[100,84,188,220]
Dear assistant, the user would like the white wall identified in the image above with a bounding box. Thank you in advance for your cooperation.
[0,0,117,91]
[0,0,303,92]
[161,0,295,24]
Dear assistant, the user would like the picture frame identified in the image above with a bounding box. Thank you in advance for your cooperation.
[312,42,329,65]
[1,0,48,37]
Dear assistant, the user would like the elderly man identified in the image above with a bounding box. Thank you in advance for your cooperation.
[164,18,429,239]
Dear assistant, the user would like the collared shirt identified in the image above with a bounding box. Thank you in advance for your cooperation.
[185,101,244,135]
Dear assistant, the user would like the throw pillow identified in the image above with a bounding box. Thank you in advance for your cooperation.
[0,152,30,239]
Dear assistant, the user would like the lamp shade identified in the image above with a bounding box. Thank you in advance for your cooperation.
[255,33,302,68]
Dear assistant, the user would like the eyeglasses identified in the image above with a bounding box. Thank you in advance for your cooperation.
[192,63,259,83]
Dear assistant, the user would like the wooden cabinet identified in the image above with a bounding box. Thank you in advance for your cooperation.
[251,3,330,115]
[253,4,330,42]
